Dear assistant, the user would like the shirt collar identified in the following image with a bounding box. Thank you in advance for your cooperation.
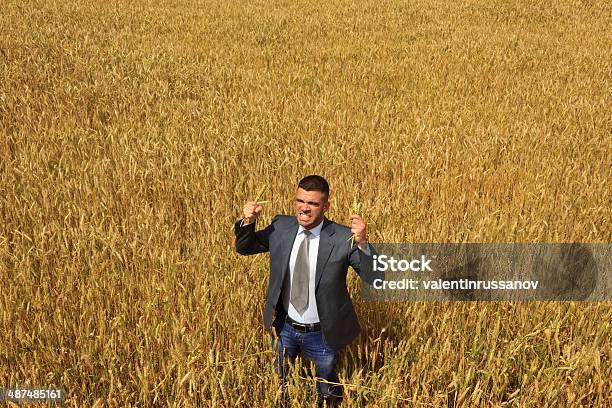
[298,218,324,238]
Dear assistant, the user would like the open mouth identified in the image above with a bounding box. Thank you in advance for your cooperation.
[298,212,311,221]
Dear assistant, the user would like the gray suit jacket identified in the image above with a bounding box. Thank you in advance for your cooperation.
[234,214,381,351]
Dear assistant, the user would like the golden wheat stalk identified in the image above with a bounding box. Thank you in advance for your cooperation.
[253,185,266,202]
[347,199,362,246]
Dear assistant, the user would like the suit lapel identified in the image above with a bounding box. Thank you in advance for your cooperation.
[315,218,335,290]
[279,218,298,279]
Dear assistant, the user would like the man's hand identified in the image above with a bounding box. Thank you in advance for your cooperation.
[242,201,263,225]
[349,214,367,245]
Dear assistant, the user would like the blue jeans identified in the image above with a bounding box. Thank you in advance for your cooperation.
[273,320,343,404]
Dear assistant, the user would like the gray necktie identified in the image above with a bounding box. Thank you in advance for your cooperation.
[291,230,311,314]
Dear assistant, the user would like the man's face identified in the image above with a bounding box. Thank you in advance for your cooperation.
[294,187,329,229]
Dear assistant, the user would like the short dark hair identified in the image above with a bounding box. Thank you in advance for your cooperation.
[298,175,329,198]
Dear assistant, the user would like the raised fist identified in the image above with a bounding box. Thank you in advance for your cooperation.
[243,201,263,225]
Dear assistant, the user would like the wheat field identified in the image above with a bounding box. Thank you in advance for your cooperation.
[1,0,611,406]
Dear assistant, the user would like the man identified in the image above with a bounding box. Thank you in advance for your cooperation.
[234,175,381,407]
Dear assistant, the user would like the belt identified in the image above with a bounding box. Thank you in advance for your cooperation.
[286,316,321,333]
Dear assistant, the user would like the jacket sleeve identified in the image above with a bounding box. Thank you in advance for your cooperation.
[348,242,384,285]
[234,216,278,255]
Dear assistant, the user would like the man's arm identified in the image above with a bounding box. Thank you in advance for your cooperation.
[349,241,383,285]
[234,200,276,255]
[347,214,384,285]
[234,217,275,255]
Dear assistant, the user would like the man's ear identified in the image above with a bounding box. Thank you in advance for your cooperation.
[323,198,330,213]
